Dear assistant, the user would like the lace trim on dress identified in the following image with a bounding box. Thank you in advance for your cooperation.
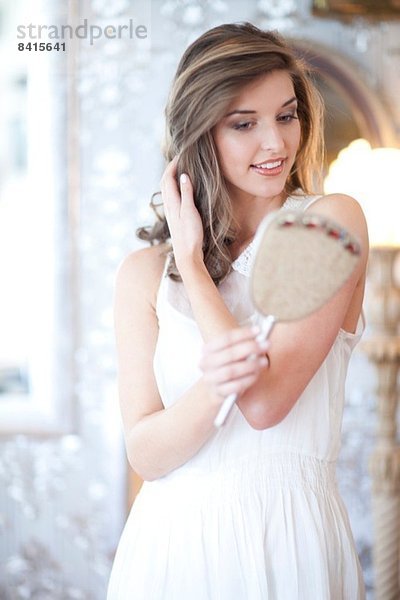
[230,239,256,278]
[231,194,320,277]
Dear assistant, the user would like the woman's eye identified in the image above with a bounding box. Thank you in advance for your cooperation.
[232,121,254,131]
[278,113,298,123]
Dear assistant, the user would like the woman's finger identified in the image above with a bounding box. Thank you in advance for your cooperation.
[215,372,264,399]
[200,338,269,371]
[203,355,269,385]
[178,173,196,218]
[202,325,264,355]
[160,156,181,219]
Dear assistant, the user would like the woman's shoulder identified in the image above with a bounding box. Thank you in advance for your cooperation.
[115,242,171,308]
[305,191,364,216]
[117,242,170,273]
[305,193,368,241]
[305,192,369,272]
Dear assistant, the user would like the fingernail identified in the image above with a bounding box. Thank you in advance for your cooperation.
[259,340,269,349]
[180,173,188,184]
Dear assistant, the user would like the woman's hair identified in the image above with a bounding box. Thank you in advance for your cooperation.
[137,22,325,284]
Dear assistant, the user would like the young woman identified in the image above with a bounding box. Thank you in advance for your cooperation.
[107,22,368,599]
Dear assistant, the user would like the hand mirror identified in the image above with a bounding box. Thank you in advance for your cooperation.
[214,208,361,428]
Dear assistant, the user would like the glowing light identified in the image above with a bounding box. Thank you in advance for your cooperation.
[324,139,400,248]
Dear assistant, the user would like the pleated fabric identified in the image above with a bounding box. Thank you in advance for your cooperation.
[107,194,366,600]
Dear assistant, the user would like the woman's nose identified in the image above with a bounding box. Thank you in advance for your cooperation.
[260,125,285,153]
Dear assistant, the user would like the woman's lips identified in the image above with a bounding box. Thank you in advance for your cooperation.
[250,159,285,176]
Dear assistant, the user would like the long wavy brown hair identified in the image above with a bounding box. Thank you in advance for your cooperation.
[137,22,325,284]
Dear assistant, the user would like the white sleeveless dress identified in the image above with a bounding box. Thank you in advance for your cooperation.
[107,194,366,599]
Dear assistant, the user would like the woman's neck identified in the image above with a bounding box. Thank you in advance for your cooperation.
[230,191,289,250]
[229,234,255,262]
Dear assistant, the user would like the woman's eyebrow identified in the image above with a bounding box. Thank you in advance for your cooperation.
[282,95,297,107]
[224,96,298,118]
[224,109,256,117]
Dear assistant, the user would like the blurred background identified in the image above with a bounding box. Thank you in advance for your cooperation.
[1,1,400,598]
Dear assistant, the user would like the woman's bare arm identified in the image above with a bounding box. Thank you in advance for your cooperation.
[187,194,369,429]
[114,244,267,481]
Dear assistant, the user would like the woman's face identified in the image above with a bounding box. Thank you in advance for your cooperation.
[212,70,301,206]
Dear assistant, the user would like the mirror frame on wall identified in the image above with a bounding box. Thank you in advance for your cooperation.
[291,38,398,149]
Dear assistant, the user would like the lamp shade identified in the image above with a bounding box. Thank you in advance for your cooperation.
[324,139,400,248]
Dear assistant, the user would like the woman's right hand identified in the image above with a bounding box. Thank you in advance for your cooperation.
[199,326,270,400]
[160,156,204,273]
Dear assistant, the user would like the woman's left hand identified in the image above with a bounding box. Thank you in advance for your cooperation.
[160,156,204,272]
[199,325,270,400]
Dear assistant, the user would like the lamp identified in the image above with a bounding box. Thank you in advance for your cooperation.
[325,139,400,600]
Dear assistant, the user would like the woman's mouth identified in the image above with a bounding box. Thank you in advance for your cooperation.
[250,159,285,176]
